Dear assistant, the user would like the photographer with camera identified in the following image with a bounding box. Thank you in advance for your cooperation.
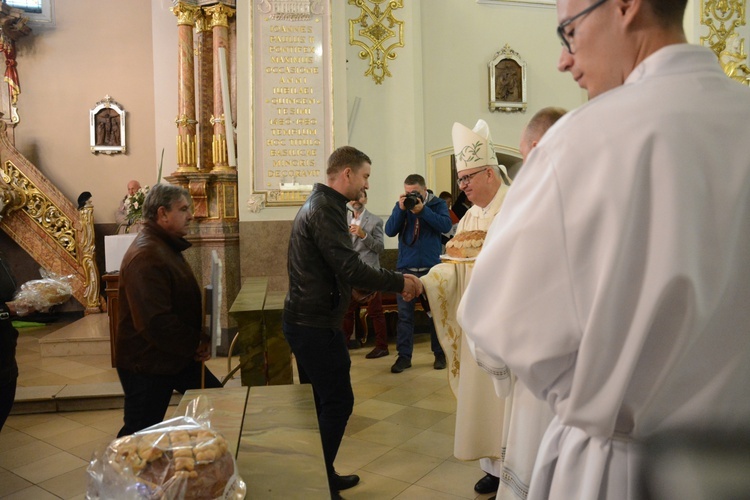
[385,174,452,373]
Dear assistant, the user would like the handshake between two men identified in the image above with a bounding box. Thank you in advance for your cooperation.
[401,273,423,302]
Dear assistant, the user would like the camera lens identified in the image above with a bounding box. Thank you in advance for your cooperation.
[403,192,421,210]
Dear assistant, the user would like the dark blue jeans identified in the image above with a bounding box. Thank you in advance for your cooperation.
[396,268,443,359]
[283,321,354,482]
[116,362,221,437]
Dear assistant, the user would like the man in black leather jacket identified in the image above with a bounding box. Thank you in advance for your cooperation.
[284,146,422,498]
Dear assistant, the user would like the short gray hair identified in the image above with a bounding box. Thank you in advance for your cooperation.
[143,183,190,221]
[489,165,511,185]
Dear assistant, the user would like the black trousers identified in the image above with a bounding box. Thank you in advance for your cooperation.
[283,321,354,485]
[0,377,16,432]
[0,322,18,432]
[116,361,221,437]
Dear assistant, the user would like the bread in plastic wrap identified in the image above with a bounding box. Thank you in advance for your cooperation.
[86,397,246,499]
[13,269,73,315]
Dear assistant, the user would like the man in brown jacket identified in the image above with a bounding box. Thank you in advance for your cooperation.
[116,182,220,437]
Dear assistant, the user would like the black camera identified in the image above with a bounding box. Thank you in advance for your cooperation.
[403,191,423,210]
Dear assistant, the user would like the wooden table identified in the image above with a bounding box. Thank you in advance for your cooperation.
[237,384,329,498]
[228,277,293,386]
[170,384,329,498]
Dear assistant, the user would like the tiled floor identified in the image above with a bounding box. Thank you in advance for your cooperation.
[2,319,494,499]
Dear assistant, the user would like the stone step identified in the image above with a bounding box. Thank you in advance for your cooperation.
[11,382,182,415]
[38,313,111,358]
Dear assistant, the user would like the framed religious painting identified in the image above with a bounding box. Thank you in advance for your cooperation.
[489,44,527,113]
[90,95,126,155]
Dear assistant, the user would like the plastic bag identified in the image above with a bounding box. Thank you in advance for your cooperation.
[13,269,73,315]
[86,396,246,499]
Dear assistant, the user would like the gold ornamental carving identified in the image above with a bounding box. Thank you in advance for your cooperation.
[194,10,210,33]
[0,160,77,259]
[258,0,323,22]
[204,3,235,28]
[348,0,405,84]
[701,0,750,85]
[171,3,202,26]
[175,114,198,127]
[78,203,100,312]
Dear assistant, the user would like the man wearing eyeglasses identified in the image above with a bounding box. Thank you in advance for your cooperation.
[423,119,511,496]
[459,1,750,499]
[424,114,563,499]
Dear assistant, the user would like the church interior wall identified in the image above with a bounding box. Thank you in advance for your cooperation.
[13,0,158,226]
[5,1,709,296]
[0,0,160,308]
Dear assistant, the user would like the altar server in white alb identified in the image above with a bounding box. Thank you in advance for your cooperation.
[458,0,750,499]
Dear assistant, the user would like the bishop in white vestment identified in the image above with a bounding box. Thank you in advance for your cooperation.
[423,120,553,499]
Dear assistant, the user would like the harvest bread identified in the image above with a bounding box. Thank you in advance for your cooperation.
[106,427,235,499]
[445,230,487,259]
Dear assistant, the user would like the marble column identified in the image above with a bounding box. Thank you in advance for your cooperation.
[205,3,236,173]
[166,2,240,357]
[194,10,214,172]
[171,2,201,174]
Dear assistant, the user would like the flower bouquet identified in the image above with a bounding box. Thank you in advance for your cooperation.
[123,185,149,232]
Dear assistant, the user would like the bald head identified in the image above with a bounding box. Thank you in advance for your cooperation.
[127,180,141,196]
[520,107,567,162]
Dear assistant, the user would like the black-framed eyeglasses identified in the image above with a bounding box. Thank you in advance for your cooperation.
[557,0,609,54]
[457,168,488,187]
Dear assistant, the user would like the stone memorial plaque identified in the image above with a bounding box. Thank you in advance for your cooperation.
[252,0,333,206]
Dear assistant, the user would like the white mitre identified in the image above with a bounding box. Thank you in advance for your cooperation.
[452,119,507,177]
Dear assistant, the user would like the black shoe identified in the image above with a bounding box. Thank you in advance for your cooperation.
[390,356,412,373]
[365,347,389,359]
[433,352,446,370]
[474,473,500,494]
[330,473,360,491]
[347,339,361,350]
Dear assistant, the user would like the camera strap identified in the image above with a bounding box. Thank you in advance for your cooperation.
[400,216,420,247]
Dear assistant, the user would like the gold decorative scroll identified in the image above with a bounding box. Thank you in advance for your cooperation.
[78,204,100,312]
[348,0,404,84]
[1,160,77,258]
[701,0,750,85]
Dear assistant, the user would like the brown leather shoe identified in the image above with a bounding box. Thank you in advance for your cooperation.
[365,347,389,359]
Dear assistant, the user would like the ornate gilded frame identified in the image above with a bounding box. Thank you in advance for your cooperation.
[90,95,126,155]
[489,44,527,113]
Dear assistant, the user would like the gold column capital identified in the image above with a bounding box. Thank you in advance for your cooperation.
[204,3,235,29]
[171,3,201,26]
[195,10,210,33]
